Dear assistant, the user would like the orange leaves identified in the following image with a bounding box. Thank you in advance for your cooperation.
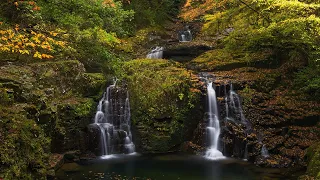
[10,1,41,11]
[0,26,67,59]
[179,0,229,21]
[102,0,116,7]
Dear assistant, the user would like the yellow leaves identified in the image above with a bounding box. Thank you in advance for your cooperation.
[15,25,19,31]
[33,51,53,59]
[41,54,53,59]
[0,25,67,60]
[49,31,58,37]
[19,49,30,55]
[33,51,41,58]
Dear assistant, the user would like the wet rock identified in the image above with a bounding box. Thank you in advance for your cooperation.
[49,154,64,170]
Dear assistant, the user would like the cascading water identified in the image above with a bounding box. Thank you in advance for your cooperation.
[146,46,164,59]
[261,144,269,158]
[178,26,192,42]
[205,82,225,160]
[223,83,252,160]
[225,84,251,128]
[89,81,135,156]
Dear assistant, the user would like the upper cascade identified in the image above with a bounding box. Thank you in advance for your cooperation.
[89,80,135,156]
[178,26,192,42]
[146,46,164,59]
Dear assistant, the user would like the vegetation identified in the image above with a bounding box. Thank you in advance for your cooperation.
[183,0,320,99]
[120,59,202,152]
[0,0,320,178]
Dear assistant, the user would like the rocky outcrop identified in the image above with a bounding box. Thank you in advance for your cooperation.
[122,59,204,153]
[0,60,106,179]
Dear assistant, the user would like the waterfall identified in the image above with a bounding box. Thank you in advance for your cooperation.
[223,83,252,160]
[146,46,163,59]
[178,26,192,42]
[205,82,225,160]
[261,144,269,158]
[90,81,135,156]
[225,84,251,128]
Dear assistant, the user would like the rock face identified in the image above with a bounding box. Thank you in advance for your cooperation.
[122,59,204,153]
[0,60,106,179]
[186,56,320,170]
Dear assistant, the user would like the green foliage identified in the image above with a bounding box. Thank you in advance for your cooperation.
[120,59,200,131]
[37,0,134,69]
[124,0,184,27]
[119,59,202,152]
[0,107,50,180]
[202,0,320,96]
[305,143,320,178]
[294,66,320,100]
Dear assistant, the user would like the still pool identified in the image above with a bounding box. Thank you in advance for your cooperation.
[55,153,291,180]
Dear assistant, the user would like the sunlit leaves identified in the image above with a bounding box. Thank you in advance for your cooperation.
[0,25,67,59]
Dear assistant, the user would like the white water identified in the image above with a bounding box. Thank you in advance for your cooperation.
[179,29,192,42]
[261,144,269,158]
[225,84,247,124]
[205,82,225,160]
[91,81,135,156]
[146,46,163,59]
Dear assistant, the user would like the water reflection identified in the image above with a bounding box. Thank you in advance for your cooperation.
[56,154,288,180]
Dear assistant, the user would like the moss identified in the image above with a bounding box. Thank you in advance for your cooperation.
[187,48,274,72]
[82,73,106,98]
[122,59,203,152]
[0,59,105,178]
[0,106,50,180]
[306,143,320,178]
[51,98,96,153]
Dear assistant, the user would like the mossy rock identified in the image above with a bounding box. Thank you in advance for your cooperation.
[0,60,106,178]
[187,49,276,72]
[82,73,107,98]
[0,105,50,180]
[305,143,320,178]
[50,98,96,153]
[122,59,203,153]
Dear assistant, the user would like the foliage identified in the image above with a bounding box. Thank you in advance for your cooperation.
[294,66,320,100]
[185,0,320,97]
[0,26,67,60]
[0,107,50,179]
[124,0,184,27]
[0,0,134,72]
[118,59,202,152]
[120,59,200,131]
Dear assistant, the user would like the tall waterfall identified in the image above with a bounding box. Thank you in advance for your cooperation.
[89,81,135,156]
[205,82,225,160]
[146,46,163,59]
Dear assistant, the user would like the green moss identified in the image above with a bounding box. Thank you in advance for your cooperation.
[188,49,273,71]
[121,59,202,152]
[306,143,320,178]
[82,73,107,98]
[0,106,50,180]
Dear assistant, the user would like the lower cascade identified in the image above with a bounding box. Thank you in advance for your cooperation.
[205,82,225,160]
[89,81,135,156]
[146,46,163,59]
